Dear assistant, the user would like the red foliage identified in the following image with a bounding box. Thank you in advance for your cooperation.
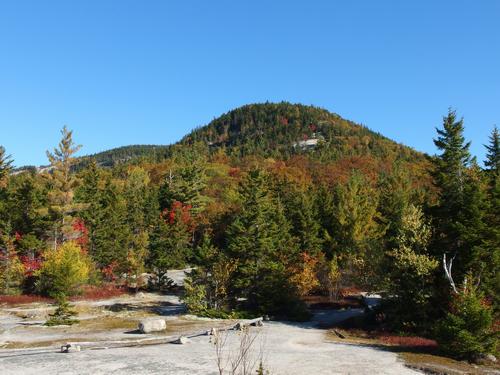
[71,284,127,301]
[378,335,438,348]
[162,201,193,229]
[279,117,288,126]
[102,261,119,282]
[309,124,317,132]
[0,294,52,305]
[19,255,42,276]
[73,218,89,249]
[14,232,22,241]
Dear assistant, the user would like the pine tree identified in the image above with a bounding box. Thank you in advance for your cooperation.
[149,201,192,287]
[431,110,484,284]
[123,167,151,290]
[45,126,83,247]
[482,127,500,308]
[159,143,208,215]
[484,126,499,175]
[0,146,13,188]
[385,204,438,331]
[226,169,301,316]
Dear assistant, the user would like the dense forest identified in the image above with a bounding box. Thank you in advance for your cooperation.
[0,103,498,359]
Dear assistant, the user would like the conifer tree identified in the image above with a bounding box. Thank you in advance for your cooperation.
[431,110,485,283]
[484,126,499,175]
[159,143,208,215]
[0,146,13,188]
[45,126,83,247]
[226,169,301,315]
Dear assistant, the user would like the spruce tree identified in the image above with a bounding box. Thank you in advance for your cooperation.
[484,126,499,175]
[0,146,13,188]
[431,110,484,283]
[226,169,301,316]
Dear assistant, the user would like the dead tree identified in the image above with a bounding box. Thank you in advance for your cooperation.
[443,253,458,294]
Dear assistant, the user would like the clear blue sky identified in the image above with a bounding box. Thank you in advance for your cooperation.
[0,1,498,167]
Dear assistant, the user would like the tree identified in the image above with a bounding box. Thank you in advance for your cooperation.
[0,230,25,295]
[45,126,83,247]
[149,201,193,287]
[226,169,303,317]
[159,143,208,216]
[481,128,500,309]
[431,110,484,281]
[36,241,92,297]
[484,126,499,175]
[385,204,438,331]
[0,146,13,188]
[435,281,497,360]
[123,167,151,290]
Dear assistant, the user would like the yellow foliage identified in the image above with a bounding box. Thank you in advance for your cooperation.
[36,241,92,296]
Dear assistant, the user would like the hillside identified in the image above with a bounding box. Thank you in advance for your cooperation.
[181,102,424,162]
[16,103,426,170]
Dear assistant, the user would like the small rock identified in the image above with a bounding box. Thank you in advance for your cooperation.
[263,315,270,321]
[138,318,166,333]
[136,292,146,299]
[60,343,81,353]
[251,320,263,327]
[173,336,190,344]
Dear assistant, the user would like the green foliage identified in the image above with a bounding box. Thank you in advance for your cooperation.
[159,143,209,215]
[45,293,79,326]
[0,146,13,188]
[45,126,84,244]
[0,231,25,295]
[385,204,438,331]
[226,169,305,318]
[36,241,92,297]
[435,284,497,360]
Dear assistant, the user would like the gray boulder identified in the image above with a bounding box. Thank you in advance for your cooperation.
[138,318,166,333]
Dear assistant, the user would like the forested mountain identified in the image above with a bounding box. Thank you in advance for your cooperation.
[19,103,425,171]
[183,102,422,162]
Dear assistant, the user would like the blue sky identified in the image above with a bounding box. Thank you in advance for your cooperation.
[0,1,498,167]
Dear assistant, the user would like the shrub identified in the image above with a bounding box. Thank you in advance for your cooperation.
[45,293,79,326]
[36,241,92,297]
[435,285,497,360]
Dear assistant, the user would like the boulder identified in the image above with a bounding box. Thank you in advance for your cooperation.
[173,336,190,344]
[138,319,166,333]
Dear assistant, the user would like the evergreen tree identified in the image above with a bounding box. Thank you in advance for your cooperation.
[45,126,83,247]
[331,172,383,257]
[159,143,208,215]
[282,187,323,256]
[385,204,438,331]
[123,167,151,289]
[484,126,499,175]
[0,146,13,188]
[431,110,484,283]
[226,169,302,316]
[149,201,192,287]
[482,128,500,308]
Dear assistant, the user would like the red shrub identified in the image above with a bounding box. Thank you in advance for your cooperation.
[0,294,52,305]
[378,335,438,348]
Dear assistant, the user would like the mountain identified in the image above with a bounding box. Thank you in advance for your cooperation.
[16,102,426,171]
[181,102,423,162]
[76,144,170,169]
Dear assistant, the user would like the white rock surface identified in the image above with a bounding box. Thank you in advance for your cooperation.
[138,319,166,334]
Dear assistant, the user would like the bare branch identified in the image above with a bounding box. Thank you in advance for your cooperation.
[443,253,458,294]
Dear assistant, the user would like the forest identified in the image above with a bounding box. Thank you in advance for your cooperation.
[0,103,498,360]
